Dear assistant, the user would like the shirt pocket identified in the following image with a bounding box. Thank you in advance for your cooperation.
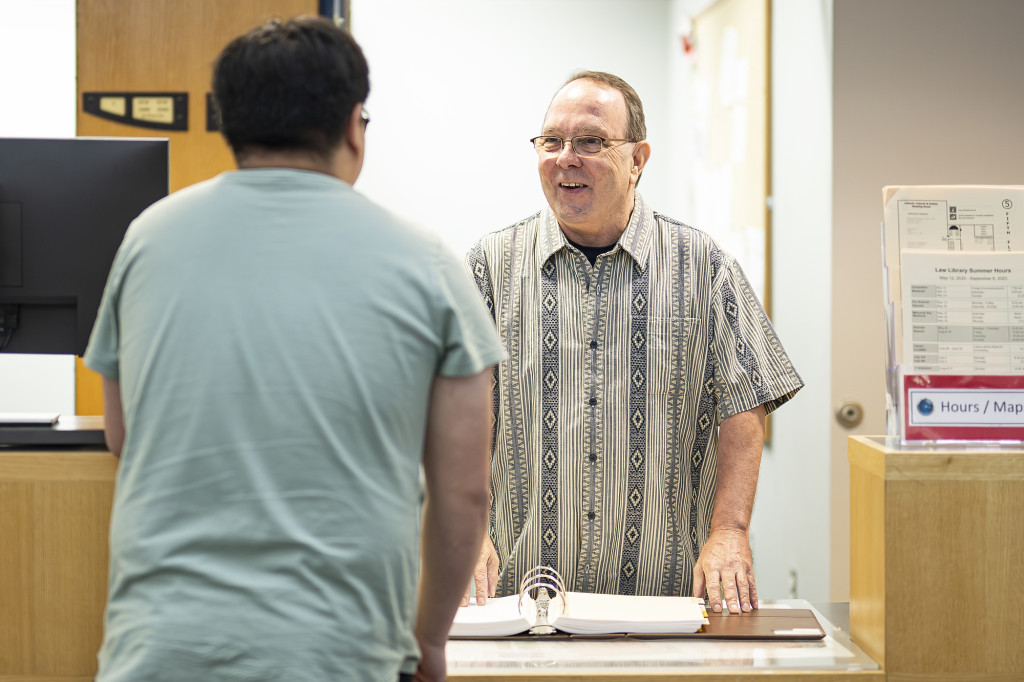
[645,316,694,395]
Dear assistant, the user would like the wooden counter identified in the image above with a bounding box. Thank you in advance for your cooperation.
[446,600,882,681]
[1,446,881,682]
[0,446,116,681]
[848,436,1024,682]
[4,438,935,681]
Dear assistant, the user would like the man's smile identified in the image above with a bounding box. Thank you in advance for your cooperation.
[558,182,589,191]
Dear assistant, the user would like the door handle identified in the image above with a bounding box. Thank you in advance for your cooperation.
[835,400,864,428]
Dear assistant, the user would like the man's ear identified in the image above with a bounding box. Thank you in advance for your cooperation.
[344,101,365,159]
[631,140,652,183]
[334,101,366,184]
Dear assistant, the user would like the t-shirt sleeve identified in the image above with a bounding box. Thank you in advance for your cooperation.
[463,239,495,321]
[82,243,128,381]
[710,254,803,420]
[433,240,507,377]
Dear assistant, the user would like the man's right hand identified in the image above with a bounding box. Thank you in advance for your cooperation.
[461,535,499,606]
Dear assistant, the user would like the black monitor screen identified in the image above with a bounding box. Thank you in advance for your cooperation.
[0,137,169,356]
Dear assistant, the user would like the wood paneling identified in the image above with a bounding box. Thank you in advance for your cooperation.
[0,451,117,678]
[74,0,317,415]
[849,436,1024,681]
[848,455,885,667]
[76,0,317,191]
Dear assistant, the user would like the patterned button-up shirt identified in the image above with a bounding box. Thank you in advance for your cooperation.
[466,194,803,597]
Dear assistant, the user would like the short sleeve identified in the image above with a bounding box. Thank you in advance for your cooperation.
[463,239,495,321]
[710,255,803,420]
[433,240,507,377]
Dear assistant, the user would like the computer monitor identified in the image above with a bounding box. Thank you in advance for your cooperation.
[0,137,169,356]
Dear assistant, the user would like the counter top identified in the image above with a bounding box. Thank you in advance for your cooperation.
[446,600,881,681]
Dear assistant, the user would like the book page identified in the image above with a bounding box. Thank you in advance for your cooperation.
[556,593,705,634]
[450,595,535,637]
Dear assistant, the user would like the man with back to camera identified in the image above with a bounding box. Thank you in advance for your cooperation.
[464,71,803,613]
[84,16,505,682]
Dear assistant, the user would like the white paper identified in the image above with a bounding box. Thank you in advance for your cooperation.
[450,595,535,637]
[885,186,1024,257]
[907,387,1024,427]
[555,593,704,634]
[882,186,1024,439]
[900,251,1024,375]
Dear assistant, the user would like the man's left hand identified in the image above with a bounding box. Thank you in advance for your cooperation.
[692,527,758,614]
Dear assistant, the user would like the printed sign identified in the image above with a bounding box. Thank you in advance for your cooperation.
[904,374,1024,440]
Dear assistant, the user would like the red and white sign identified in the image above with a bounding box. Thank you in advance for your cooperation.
[904,374,1024,440]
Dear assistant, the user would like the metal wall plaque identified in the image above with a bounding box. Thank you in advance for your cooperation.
[83,92,188,131]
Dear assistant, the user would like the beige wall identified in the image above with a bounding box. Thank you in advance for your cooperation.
[831,0,1024,599]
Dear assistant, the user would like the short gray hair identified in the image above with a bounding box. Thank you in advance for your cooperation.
[559,70,646,142]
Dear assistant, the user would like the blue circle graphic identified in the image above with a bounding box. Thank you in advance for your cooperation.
[917,398,934,416]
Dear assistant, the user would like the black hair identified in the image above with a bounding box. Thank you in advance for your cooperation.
[212,16,370,161]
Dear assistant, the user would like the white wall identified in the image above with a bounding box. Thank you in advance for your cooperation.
[2,0,837,601]
[357,0,835,601]
[0,0,77,414]
[831,0,1024,600]
[351,0,676,256]
[752,0,833,601]
[670,0,833,602]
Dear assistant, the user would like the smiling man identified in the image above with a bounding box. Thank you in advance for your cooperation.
[464,71,804,613]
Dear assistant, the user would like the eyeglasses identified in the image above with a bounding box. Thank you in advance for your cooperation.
[530,135,634,157]
[360,107,370,129]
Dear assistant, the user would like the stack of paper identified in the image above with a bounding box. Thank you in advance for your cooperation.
[553,592,704,635]
[450,595,540,637]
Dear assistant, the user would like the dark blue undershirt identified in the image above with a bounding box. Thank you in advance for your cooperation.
[566,237,616,266]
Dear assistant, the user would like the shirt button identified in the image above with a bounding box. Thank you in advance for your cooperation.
[588,453,597,462]
[588,397,597,406]
[590,340,598,349]
[587,511,596,520]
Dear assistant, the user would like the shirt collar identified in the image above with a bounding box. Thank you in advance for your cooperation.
[538,193,654,270]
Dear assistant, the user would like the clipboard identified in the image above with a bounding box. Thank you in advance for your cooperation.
[635,608,826,640]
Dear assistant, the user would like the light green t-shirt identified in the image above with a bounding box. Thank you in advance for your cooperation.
[84,169,505,681]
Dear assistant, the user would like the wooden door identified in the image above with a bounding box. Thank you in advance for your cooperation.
[75,0,317,414]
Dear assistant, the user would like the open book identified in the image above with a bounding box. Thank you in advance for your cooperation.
[451,591,707,637]
[450,566,706,638]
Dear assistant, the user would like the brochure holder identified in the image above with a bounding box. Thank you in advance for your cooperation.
[882,185,1024,442]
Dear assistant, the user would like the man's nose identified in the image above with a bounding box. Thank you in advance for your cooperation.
[555,141,582,168]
